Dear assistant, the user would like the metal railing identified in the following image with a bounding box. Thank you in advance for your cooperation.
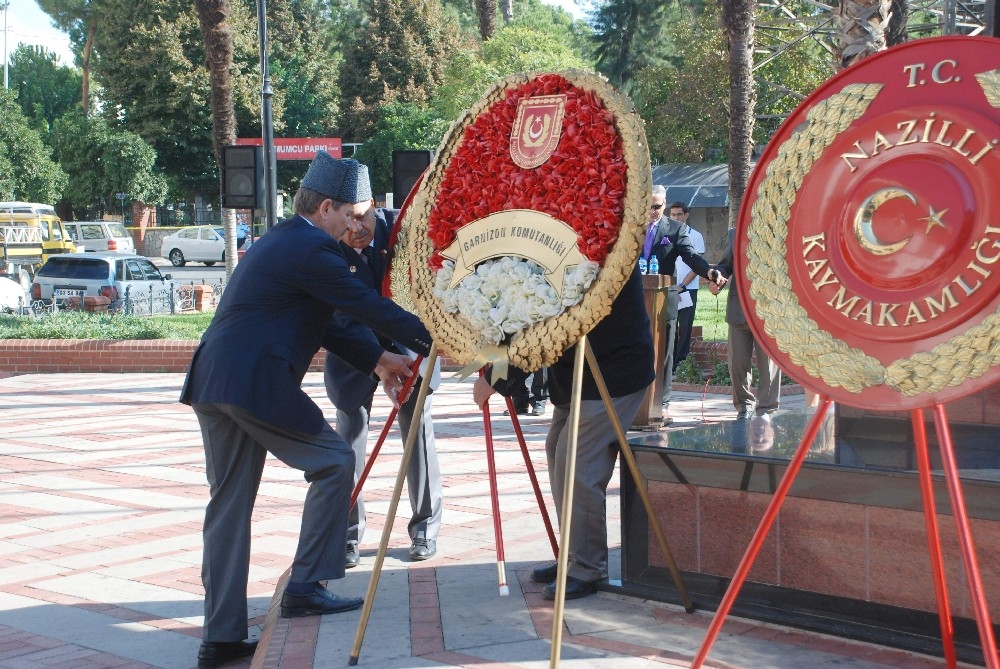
[4,279,226,317]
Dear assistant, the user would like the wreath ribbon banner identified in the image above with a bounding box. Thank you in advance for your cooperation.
[439,210,588,296]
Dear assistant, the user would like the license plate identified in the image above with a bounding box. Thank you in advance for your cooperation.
[54,288,85,298]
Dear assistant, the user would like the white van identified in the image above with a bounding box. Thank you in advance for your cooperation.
[64,221,136,254]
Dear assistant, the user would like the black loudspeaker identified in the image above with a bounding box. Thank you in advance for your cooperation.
[392,150,433,202]
[222,145,265,209]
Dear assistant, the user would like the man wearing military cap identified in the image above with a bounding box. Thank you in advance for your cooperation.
[181,151,433,669]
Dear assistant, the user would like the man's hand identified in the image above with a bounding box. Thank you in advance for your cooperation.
[375,351,416,407]
[707,268,728,291]
[472,377,495,409]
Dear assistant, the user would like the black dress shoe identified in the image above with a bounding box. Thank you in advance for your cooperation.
[197,640,258,669]
[346,542,360,569]
[542,576,598,601]
[530,562,558,583]
[280,585,363,618]
[409,537,436,560]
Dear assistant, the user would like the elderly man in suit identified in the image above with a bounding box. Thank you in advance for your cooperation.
[181,152,432,669]
[642,185,720,425]
[325,205,444,566]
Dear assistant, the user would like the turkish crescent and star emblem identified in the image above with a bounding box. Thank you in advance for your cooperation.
[510,95,567,169]
[737,36,1000,409]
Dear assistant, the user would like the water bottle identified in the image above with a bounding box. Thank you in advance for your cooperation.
[638,257,647,275]
[648,254,659,275]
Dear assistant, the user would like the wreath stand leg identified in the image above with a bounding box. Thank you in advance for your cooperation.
[912,408,957,669]
[931,404,999,669]
[349,344,438,666]
[502,397,560,558]
[481,390,510,595]
[582,341,694,614]
[348,358,424,510]
[549,336,589,669]
[690,397,834,669]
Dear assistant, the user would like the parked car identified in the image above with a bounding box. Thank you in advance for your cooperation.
[161,225,226,266]
[0,276,27,313]
[64,220,136,254]
[30,252,177,315]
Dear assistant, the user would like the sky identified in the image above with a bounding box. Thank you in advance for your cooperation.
[1,0,589,75]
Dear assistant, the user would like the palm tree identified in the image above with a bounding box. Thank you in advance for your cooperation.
[834,0,892,69]
[476,0,498,39]
[722,0,756,227]
[194,0,239,278]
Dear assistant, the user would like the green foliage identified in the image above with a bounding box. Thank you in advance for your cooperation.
[0,89,68,203]
[590,0,671,90]
[338,0,466,141]
[50,111,168,217]
[8,45,82,133]
[511,0,595,64]
[0,311,215,339]
[91,0,264,198]
[352,102,450,195]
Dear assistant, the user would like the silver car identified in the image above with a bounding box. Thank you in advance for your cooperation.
[30,252,178,315]
[160,225,226,267]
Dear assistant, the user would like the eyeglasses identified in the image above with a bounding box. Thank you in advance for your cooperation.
[650,204,664,210]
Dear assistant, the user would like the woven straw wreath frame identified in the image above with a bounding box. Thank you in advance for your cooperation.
[399,69,651,374]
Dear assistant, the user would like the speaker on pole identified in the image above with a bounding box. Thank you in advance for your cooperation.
[222,144,265,209]
[392,150,433,202]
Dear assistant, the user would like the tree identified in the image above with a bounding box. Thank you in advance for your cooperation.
[0,89,67,203]
[36,0,98,114]
[722,0,756,226]
[338,0,466,141]
[194,0,239,277]
[50,111,167,217]
[7,45,82,133]
[476,0,498,39]
[589,0,670,90]
[835,0,892,69]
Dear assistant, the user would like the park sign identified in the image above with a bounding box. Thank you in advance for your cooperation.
[236,137,342,160]
[737,35,1000,409]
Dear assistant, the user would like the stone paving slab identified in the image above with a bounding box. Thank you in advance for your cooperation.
[0,372,978,669]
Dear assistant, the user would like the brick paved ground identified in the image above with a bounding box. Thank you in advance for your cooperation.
[0,373,975,668]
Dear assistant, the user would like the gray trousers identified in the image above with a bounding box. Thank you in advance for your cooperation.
[337,386,443,543]
[727,321,781,415]
[546,389,646,583]
[194,403,353,641]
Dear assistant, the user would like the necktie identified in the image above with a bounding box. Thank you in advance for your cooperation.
[642,222,657,259]
[361,245,374,268]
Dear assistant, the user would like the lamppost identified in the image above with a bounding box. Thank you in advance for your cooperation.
[1,0,9,90]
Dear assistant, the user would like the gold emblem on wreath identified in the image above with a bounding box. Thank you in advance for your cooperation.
[510,95,567,169]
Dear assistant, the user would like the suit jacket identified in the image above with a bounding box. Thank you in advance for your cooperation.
[715,227,747,325]
[646,216,712,320]
[181,214,432,434]
[324,209,439,412]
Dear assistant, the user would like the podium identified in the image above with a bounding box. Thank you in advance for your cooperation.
[631,273,671,430]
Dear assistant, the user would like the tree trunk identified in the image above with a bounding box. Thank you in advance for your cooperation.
[82,21,96,114]
[835,0,892,70]
[194,0,239,279]
[501,0,513,23]
[722,0,756,228]
[476,0,498,40]
[886,0,908,46]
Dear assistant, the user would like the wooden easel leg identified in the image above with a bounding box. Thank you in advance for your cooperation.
[911,408,957,669]
[690,397,833,669]
[582,342,694,612]
[482,396,509,595]
[505,396,560,558]
[931,403,1000,669]
[549,337,588,669]
[348,344,438,666]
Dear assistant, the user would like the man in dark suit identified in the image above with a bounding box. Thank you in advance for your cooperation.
[325,205,443,566]
[180,152,432,669]
[642,185,719,425]
[709,227,780,428]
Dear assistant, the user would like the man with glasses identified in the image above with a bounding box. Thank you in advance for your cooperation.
[641,185,719,425]
[669,202,704,372]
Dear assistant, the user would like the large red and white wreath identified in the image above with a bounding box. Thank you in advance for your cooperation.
[399,70,650,372]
